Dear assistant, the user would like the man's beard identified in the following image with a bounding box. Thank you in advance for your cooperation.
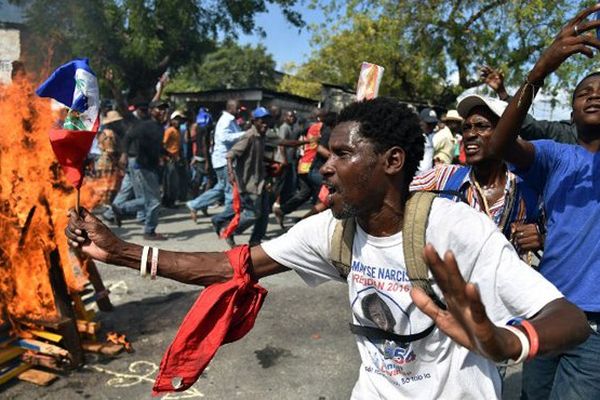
[331,200,361,220]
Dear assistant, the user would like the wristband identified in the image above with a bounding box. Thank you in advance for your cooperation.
[140,245,150,277]
[509,318,539,361]
[498,325,530,365]
[150,247,159,280]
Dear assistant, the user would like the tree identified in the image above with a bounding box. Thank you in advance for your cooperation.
[277,62,323,100]
[299,0,596,107]
[10,0,303,101]
[167,41,278,92]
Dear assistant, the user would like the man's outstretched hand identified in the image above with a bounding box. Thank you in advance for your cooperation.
[410,244,519,362]
[529,3,600,84]
[65,208,122,263]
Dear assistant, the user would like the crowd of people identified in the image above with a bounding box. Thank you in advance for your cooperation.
[67,5,600,399]
[88,87,328,244]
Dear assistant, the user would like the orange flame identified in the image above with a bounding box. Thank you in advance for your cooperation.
[106,331,133,353]
[0,75,100,322]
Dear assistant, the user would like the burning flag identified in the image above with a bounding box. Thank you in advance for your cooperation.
[35,58,100,189]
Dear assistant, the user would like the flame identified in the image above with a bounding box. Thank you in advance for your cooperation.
[0,75,99,322]
[106,331,133,353]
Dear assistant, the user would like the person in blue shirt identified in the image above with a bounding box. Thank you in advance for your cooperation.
[490,4,600,399]
[186,100,244,220]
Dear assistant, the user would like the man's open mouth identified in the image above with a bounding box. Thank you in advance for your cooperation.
[464,143,480,155]
[584,103,600,113]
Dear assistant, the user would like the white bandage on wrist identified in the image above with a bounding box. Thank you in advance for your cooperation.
[498,325,530,365]
[150,247,159,280]
[140,245,150,277]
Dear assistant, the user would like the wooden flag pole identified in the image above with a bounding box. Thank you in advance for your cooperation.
[76,188,80,214]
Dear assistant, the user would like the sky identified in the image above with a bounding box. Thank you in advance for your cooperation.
[237,3,326,71]
[237,3,571,120]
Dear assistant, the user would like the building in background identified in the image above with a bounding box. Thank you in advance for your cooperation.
[168,87,319,121]
[0,2,24,84]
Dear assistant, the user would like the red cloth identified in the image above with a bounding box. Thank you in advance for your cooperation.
[220,181,241,239]
[297,122,322,174]
[49,128,97,189]
[152,245,267,394]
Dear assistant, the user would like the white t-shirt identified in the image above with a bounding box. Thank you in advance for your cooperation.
[261,198,562,400]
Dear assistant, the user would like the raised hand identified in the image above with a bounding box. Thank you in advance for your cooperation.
[410,244,519,362]
[65,208,123,263]
[479,66,503,91]
[529,4,600,84]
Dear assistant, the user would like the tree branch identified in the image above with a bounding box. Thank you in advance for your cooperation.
[450,0,464,18]
[463,0,508,31]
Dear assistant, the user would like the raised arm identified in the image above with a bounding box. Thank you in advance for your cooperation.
[491,4,600,170]
[481,65,577,144]
[151,73,168,102]
[65,209,288,286]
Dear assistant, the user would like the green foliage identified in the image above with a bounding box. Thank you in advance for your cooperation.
[276,62,323,99]
[12,0,302,100]
[166,41,277,92]
[304,0,598,106]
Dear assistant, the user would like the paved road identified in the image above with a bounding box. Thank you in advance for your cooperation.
[3,205,522,399]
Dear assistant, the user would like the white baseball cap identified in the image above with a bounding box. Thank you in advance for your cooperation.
[457,94,508,119]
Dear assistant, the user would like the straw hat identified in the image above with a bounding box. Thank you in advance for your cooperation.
[442,109,463,122]
[103,110,123,124]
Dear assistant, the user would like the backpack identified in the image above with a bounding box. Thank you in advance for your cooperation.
[329,191,446,343]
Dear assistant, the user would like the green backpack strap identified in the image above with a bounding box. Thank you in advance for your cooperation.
[403,191,439,301]
[330,217,356,278]
[330,191,440,303]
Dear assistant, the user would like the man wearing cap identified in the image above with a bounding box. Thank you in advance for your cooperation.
[215,106,271,246]
[186,100,244,220]
[115,99,169,240]
[418,107,438,171]
[411,95,544,259]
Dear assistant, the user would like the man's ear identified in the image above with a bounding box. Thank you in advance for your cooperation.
[384,146,405,175]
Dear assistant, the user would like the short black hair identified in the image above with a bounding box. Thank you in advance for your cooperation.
[322,111,338,128]
[573,71,600,104]
[337,97,424,183]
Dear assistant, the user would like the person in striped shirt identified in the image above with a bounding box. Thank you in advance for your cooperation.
[410,95,544,259]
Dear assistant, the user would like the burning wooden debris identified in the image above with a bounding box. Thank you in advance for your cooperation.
[0,75,130,387]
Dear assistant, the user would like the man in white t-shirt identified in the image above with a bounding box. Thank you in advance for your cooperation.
[66,98,589,399]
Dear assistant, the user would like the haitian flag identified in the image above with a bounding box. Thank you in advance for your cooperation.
[36,58,100,189]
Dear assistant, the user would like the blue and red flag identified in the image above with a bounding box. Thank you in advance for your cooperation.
[36,58,100,189]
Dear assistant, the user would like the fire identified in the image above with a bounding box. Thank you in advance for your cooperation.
[0,75,99,322]
[106,331,133,353]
